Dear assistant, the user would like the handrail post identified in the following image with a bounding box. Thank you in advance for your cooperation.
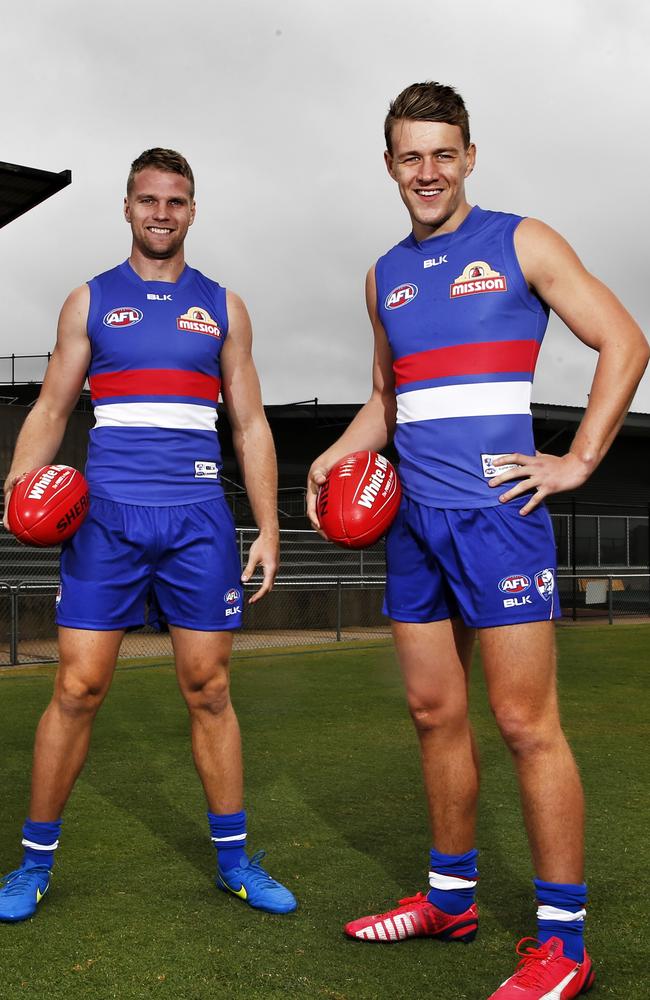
[10,586,19,665]
[336,579,342,642]
[571,498,577,621]
[607,576,613,625]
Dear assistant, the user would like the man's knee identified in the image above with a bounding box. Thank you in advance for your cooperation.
[492,703,561,757]
[183,669,231,717]
[54,673,108,717]
[407,693,468,736]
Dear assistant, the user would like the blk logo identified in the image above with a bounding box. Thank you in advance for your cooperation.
[503,596,532,608]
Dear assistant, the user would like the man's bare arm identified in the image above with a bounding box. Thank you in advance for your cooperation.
[489,220,649,514]
[220,291,278,603]
[307,266,397,531]
[3,285,91,529]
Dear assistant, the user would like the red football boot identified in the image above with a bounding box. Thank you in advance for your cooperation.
[488,937,595,999]
[344,891,478,943]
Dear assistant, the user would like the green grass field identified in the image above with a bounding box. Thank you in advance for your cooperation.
[0,627,648,1000]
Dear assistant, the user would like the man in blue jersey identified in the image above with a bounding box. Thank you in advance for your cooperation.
[0,148,297,921]
[308,83,648,999]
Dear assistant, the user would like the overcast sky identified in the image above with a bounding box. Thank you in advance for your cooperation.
[2,0,649,411]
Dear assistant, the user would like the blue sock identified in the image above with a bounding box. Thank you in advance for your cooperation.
[208,810,247,872]
[426,847,478,915]
[21,818,62,869]
[534,878,587,963]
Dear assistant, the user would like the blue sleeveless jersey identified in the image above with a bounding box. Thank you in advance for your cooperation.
[376,206,550,508]
[85,260,228,505]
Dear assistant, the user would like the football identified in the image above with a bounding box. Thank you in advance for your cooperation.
[317,451,401,549]
[6,465,90,547]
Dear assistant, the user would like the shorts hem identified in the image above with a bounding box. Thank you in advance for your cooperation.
[473,611,561,628]
[56,617,243,632]
[384,610,454,625]
[56,618,144,631]
[165,620,242,632]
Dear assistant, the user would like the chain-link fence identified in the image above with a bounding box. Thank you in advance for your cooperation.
[0,528,391,666]
[1,525,649,667]
[557,573,650,623]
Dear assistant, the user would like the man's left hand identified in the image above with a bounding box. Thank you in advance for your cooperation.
[241,532,279,604]
[488,451,593,515]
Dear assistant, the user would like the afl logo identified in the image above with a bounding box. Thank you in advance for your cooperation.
[224,588,241,604]
[385,284,418,310]
[103,307,143,328]
[498,574,531,594]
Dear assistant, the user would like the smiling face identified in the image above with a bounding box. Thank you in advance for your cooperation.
[124,168,195,262]
[385,120,476,241]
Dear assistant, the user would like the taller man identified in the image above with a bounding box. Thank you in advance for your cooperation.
[1,148,296,921]
[308,83,648,999]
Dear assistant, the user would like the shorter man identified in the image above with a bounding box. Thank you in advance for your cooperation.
[1,148,296,922]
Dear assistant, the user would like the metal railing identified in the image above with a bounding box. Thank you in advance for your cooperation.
[1,568,648,668]
[0,526,388,585]
[0,353,52,385]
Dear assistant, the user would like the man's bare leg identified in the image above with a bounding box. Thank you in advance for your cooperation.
[171,626,243,814]
[29,627,124,820]
[343,617,480,942]
[0,627,123,920]
[480,620,591,996]
[393,617,478,853]
[479,620,584,883]
[171,626,297,913]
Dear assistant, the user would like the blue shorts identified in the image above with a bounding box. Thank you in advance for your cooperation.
[383,495,560,628]
[57,496,243,631]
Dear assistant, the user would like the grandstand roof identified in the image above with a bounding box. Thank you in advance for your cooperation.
[0,161,71,229]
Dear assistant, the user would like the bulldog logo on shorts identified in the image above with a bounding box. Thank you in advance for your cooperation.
[535,568,555,601]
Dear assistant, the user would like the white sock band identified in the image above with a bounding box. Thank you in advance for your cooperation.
[428,871,478,891]
[537,905,586,922]
[22,838,59,851]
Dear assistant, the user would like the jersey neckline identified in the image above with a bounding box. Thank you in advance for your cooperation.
[405,205,486,253]
[119,259,192,290]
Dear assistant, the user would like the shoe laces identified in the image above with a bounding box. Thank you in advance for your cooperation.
[0,866,50,897]
[397,892,428,909]
[243,851,281,888]
[509,938,558,989]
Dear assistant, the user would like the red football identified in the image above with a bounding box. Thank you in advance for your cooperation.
[317,451,402,549]
[7,465,90,547]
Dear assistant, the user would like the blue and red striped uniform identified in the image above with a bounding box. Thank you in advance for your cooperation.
[377,208,560,626]
[376,206,549,508]
[56,260,243,631]
[85,260,227,505]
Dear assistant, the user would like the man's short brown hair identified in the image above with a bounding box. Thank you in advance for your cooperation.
[384,82,470,154]
[127,148,195,199]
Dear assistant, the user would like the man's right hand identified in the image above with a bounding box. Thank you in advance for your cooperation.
[306,461,331,536]
[2,472,27,531]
